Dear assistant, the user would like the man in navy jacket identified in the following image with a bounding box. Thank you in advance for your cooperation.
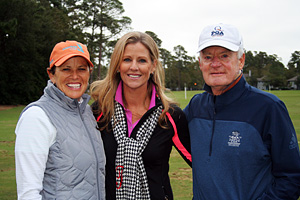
[184,23,300,200]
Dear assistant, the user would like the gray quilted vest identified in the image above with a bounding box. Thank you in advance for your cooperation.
[22,81,106,200]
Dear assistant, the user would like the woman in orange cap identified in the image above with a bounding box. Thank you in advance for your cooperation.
[15,41,106,200]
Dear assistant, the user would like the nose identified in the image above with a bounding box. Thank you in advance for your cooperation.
[211,57,221,68]
[71,70,79,79]
[130,60,138,70]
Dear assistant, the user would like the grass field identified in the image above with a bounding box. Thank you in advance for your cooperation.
[0,90,299,199]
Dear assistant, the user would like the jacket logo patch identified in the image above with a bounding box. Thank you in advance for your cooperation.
[228,131,242,147]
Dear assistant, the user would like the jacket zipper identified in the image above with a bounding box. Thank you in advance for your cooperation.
[76,102,101,199]
[209,96,216,156]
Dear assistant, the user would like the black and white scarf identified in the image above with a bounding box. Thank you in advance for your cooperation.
[112,102,162,200]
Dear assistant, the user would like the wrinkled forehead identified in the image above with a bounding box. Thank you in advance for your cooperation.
[201,46,236,55]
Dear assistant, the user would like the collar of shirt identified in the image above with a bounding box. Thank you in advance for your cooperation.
[115,81,156,137]
[78,97,83,104]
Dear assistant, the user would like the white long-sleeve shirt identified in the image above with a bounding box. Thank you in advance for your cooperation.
[15,106,56,200]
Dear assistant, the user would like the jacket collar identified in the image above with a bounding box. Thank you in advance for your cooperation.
[204,75,247,107]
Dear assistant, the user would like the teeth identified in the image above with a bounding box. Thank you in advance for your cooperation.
[67,84,81,88]
[129,75,140,78]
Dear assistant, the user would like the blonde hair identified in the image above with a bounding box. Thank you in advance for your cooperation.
[90,31,176,130]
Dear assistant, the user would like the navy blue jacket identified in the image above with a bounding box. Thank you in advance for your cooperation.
[184,76,300,200]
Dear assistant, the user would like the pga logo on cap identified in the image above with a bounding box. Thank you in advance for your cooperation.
[211,26,224,37]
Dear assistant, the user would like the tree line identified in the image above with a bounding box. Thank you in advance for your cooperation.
[1,0,299,105]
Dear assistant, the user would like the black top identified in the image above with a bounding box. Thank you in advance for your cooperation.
[92,98,191,200]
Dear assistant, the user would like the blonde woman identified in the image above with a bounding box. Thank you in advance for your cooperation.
[91,32,191,200]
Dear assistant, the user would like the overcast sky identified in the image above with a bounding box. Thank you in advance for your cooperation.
[121,0,300,66]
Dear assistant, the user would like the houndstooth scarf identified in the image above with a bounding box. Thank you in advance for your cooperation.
[112,101,162,200]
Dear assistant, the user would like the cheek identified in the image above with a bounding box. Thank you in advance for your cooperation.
[82,73,90,82]
[119,64,128,74]
[119,72,127,82]
[199,63,207,72]
[232,61,242,71]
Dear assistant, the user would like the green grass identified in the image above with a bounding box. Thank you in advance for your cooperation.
[0,90,300,199]
[0,106,24,200]
[269,90,300,137]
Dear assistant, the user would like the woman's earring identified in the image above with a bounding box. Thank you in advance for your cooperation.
[150,73,154,79]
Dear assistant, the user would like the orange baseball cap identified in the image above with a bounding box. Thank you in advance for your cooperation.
[48,40,94,69]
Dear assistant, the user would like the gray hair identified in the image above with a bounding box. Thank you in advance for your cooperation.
[237,46,244,59]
